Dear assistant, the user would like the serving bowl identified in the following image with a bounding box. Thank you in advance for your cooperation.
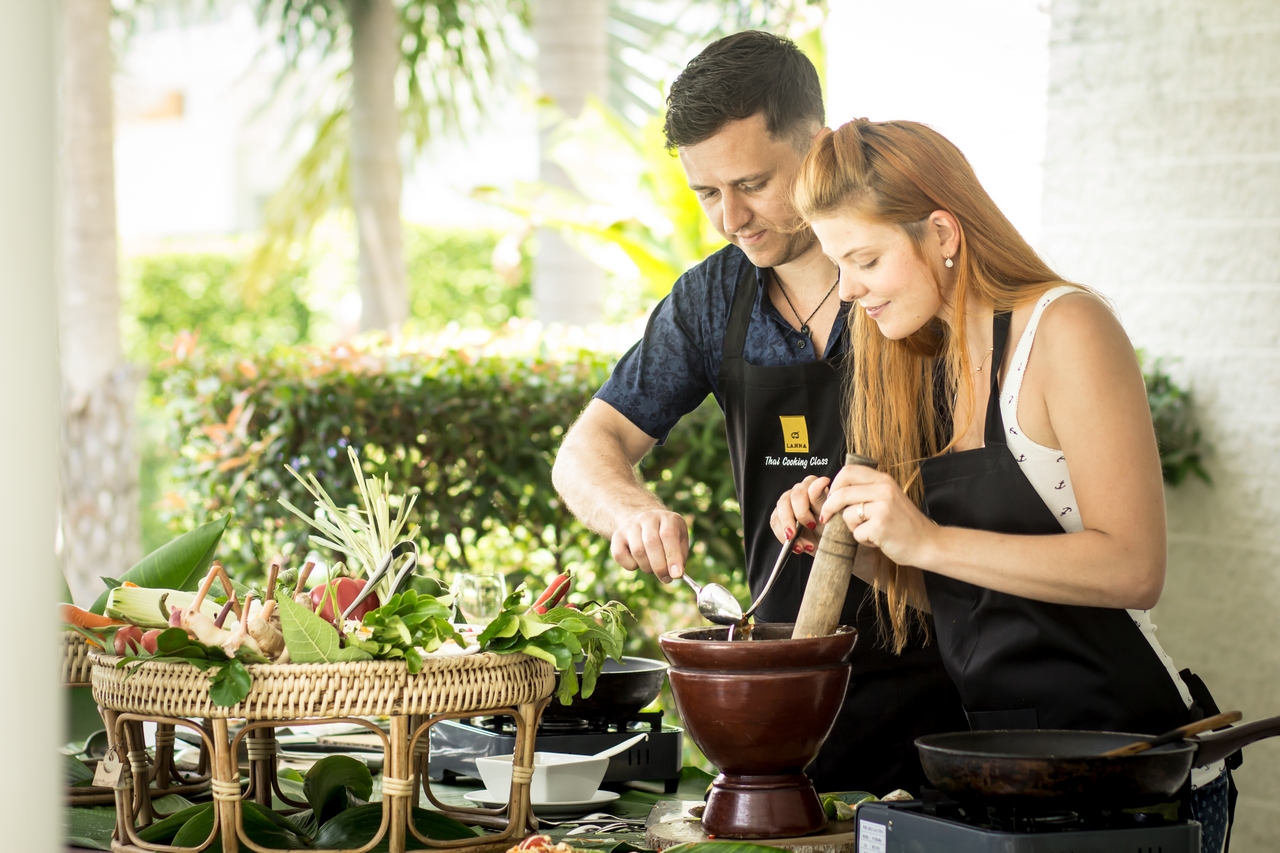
[475,751,609,803]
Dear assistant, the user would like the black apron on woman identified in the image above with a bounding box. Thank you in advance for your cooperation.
[719,266,966,795]
[919,311,1196,735]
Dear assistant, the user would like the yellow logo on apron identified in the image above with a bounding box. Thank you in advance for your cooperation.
[779,415,809,454]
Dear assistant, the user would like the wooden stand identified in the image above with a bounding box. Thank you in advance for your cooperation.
[91,652,556,853]
[65,632,211,807]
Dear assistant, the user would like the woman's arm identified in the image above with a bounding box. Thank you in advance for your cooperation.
[822,293,1167,610]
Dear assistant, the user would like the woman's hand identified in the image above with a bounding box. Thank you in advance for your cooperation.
[820,464,938,567]
[770,476,831,556]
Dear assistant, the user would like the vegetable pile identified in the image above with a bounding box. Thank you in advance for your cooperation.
[64,450,631,708]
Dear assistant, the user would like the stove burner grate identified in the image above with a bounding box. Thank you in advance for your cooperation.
[462,710,666,737]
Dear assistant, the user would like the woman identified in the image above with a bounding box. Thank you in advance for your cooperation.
[771,119,1232,847]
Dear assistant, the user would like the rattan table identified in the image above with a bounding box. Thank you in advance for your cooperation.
[67,632,212,807]
[91,651,557,853]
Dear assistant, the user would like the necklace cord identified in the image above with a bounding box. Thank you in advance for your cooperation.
[774,270,840,338]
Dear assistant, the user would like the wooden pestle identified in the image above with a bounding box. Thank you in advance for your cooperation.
[792,453,879,639]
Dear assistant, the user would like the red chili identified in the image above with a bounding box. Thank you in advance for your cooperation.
[533,572,572,615]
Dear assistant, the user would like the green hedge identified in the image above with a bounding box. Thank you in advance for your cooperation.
[156,342,744,659]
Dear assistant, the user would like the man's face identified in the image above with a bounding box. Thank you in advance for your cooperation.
[678,113,817,269]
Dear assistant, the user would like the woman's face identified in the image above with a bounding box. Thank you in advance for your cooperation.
[812,212,955,339]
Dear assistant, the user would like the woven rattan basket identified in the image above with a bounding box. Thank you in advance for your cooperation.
[91,651,556,719]
[63,631,96,686]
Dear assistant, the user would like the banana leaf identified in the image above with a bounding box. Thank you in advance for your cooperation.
[89,514,231,614]
[64,806,116,850]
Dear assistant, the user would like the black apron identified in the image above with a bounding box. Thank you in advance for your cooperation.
[919,311,1195,734]
[719,265,966,795]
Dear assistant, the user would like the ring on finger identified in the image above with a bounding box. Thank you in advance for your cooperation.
[856,502,866,522]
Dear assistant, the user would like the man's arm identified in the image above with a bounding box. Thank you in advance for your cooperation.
[552,399,690,583]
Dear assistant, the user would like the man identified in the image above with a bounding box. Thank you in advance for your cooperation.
[551,31,965,795]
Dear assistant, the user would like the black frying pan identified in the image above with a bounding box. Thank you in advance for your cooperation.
[916,714,1280,806]
[543,655,668,717]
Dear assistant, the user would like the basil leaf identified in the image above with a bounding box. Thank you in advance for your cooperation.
[208,659,252,707]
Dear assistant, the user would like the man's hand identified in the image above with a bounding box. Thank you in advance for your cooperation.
[610,509,689,583]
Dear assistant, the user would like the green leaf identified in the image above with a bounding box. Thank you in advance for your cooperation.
[276,596,373,664]
[64,753,94,787]
[242,800,313,849]
[664,844,788,853]
[311,804,479,851]
[303,755,373,826]
[170,803,219,848]
[208,659,252,707]
[820,791,877,821]
[137,804,212,843]
[64,807,116,851]
[90,514,231,614]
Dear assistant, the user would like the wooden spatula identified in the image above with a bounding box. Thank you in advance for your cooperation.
[792,453,878,639]
[1100,710,1243,758]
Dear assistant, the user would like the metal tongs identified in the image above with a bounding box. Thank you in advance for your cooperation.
[339,540,419,620]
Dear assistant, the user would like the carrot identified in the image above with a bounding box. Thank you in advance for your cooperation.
[60,604,125,630]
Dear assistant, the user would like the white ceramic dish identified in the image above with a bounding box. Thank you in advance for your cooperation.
[463,788,620,817]
[474,751,610,803]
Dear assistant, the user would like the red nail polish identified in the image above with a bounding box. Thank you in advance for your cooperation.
[807,521,817,530]
[805,543,815,553]
[785,527,795,539]
[793,544,803,554]
[818,515,826,524]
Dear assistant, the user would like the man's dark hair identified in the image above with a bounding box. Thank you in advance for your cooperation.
[664,30,824,151]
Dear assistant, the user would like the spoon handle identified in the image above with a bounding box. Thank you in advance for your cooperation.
[1101,710,1243,757]
[743,532,795,620]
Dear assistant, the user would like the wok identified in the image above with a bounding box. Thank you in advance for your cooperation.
[543,655,668,717]
[916,714,1280,806]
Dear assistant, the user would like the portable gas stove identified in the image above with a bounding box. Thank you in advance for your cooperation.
[855,794,1201,852]
[428,710,684,792]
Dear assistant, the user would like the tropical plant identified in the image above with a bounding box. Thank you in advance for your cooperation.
[248,0,530,331]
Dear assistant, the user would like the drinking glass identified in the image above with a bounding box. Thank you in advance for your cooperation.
[452,572,507,626]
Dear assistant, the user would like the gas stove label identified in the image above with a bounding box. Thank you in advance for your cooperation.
[857,821,886,853]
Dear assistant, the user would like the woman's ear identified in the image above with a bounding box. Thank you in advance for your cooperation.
[928,210,962,261]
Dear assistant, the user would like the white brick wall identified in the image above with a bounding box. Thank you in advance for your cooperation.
[1042,1,1280,847]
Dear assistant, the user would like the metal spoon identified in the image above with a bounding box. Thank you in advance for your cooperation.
[680,574,743,625]
[742,532,796,621]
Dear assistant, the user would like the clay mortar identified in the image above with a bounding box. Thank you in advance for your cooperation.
[659,623,857,839]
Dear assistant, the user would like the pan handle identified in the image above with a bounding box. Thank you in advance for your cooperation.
[1194,714,1280,767]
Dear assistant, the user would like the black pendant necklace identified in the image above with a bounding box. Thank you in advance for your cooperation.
[775,270,840,346]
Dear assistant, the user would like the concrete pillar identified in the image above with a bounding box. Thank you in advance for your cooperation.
[0,0,63,849]
[1042,1,1280,847]
[533,0,606,325]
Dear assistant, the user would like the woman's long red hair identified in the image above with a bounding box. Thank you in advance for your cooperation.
[793,119,1074,652]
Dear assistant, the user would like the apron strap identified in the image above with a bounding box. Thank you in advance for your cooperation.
[721,261,761,363]
[983,311,1014,446]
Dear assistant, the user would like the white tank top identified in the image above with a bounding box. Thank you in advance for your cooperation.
[999,285,1222,788]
